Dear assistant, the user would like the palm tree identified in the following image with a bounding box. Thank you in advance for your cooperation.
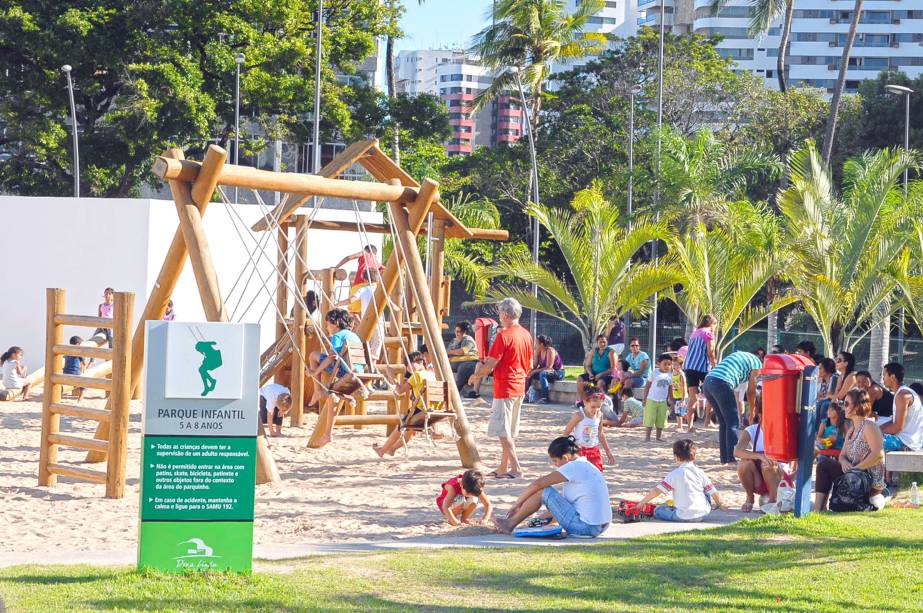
[710,0,794,92]
[779,141,919,355]
[822,0,863,162]
[469,0,607,128]
[658,128,782,230]
[480,184,680,350]
[666,210,798,358]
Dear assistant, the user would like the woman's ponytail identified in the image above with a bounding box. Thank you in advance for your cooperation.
[548,435,579,459]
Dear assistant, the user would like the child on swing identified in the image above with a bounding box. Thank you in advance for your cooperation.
[373,351,436,457]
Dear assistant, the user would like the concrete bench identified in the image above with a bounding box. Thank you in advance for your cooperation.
[885,451,923,474]
[550,380,578,405]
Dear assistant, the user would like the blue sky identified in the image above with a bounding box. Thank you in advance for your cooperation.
[395,1,495,52]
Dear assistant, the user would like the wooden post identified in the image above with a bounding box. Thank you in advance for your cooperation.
[175,146,228,322]
[106,291,134,498]
[256,423,281,484]
[390,202,482,469]
[38,288,66,486]
[276,225,289,343]
[429,219,446,320]
[290,216,308,427]
[357,179,439,343]
[320,267,335,319]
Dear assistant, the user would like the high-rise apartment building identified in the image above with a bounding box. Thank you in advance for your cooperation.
[637,0,923,92]
[395,49,524,155]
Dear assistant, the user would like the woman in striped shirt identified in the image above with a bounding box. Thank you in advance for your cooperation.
[701,350,762,464]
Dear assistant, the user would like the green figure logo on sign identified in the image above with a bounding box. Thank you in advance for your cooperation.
[191,327,223,397]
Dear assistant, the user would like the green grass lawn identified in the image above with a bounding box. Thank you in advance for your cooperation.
[2,510,922,611]
[564,365,583,380]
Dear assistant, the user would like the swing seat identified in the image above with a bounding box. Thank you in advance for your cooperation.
[399,380,456,454]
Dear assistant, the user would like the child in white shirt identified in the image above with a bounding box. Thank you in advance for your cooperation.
[637,439,722,522]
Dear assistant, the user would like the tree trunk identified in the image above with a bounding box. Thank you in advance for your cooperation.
[385,31,400,165]
[868,308,891,375]
[822,0,863,162]
[765,277,779,349]
[776,0,794,93]
[830,322,844,357]
[767,312,779,351]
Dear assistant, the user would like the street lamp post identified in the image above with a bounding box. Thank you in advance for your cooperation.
[885,83,913,363]
[627,84,642,221]
[650,0,667,356]
[234,53,245,204]
[313,0,324,175]
[61,65,79,198]
[626,83,642,339]
[511,67,541,339]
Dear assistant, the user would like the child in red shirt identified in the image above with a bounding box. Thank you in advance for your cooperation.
[436,470,493,526]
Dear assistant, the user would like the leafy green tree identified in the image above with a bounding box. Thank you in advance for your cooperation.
[481,184,680,350]
[0,1,386,196]
[470,0,607,127]
[836,71,923,160]
[725,84,830,160]
[779,140,919,354]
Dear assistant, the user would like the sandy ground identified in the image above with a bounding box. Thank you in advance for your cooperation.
[1,390,749,556]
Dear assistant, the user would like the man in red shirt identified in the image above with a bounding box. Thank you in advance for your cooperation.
[470,297,533,479]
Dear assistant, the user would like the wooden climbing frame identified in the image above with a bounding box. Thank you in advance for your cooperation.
[83,138,511,476]
[38,288,134,498]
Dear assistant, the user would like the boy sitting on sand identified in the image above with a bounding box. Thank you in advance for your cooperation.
[437,470,492,526]
[636,439,723,522]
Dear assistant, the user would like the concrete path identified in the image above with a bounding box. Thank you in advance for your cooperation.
[0,510,747,568]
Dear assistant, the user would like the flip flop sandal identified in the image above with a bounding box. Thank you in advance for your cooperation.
[488,471,501,478]
[494,473,517,479]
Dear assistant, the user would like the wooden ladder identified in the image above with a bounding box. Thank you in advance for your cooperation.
[38,288,134,498]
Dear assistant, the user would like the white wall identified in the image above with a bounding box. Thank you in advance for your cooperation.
[0,196,382,367]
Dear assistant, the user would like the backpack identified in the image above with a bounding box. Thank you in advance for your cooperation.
[473,317,499,361]
[829,469,875,512]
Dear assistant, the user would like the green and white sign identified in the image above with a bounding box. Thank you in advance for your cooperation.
[139,321,260,573]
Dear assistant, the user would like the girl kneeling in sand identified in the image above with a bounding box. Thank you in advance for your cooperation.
[436,470,492,526]
[493,436,612,538]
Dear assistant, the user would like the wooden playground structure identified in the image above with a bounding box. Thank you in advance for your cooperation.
[35,138,507,492]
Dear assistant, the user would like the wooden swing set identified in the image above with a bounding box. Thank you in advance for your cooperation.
[66,138,506,486]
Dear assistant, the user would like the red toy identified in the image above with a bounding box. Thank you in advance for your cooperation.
[616,500,656,523]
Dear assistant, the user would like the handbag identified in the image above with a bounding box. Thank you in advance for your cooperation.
[829,469,875,512]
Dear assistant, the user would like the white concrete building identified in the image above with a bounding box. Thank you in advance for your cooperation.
[638,0,923,92]
[394,49,469,95]
[0,197,382,366]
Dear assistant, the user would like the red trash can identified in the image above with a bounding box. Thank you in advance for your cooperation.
[759,354,814,462]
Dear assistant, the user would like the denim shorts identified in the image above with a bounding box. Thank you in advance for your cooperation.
[541,487,608,537]
[653,504,706,522]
